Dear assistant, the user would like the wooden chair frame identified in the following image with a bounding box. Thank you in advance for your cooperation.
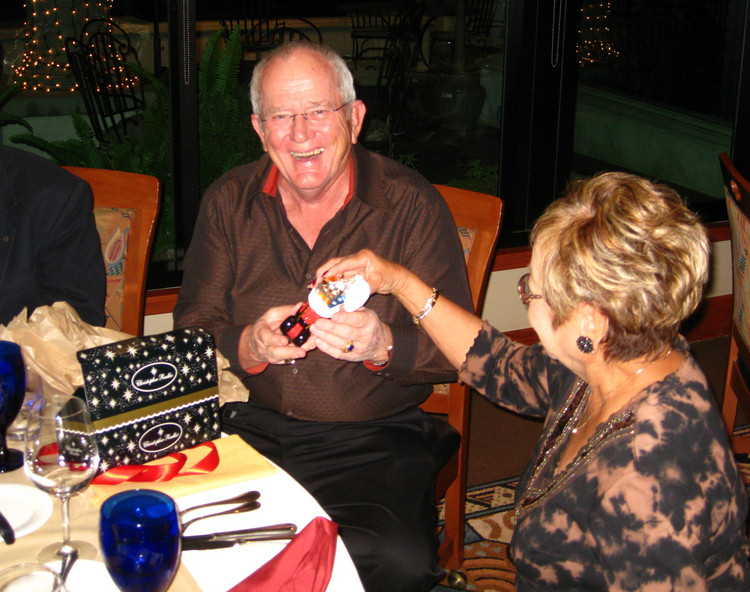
[64,167,160,337]
[421,185,503,573]
[719,152,750,455]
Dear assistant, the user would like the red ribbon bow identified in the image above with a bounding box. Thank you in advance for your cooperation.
[92,441,220,485]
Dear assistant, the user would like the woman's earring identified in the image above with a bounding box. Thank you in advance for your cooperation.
[576,336,594,354]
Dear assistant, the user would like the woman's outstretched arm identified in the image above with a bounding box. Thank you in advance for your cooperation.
[316,249,484,370]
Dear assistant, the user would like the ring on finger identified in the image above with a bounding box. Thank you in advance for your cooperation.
[342,340,354,354]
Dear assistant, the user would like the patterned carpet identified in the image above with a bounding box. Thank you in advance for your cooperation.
[433,477,519,591]
[432,450,750,592]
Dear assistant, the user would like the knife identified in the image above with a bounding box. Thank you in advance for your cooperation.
[0,510,15,545]
[182,523,297,551]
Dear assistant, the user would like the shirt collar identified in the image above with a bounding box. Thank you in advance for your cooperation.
[262,154,355,209]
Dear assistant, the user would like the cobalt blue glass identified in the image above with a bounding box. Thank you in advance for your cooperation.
[0,341,25,472]
[100,490,181,592]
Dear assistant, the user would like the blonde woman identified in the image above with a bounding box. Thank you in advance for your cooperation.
[313,172,750,591]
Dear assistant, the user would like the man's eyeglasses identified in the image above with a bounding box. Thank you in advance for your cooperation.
[260,103,350,129]
[517,273,542,306]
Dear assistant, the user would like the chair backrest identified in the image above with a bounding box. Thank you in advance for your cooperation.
[372,35,415,133]
[720,153,750,353]
[421,185,503,411]
[64,167,160,337]
[271,26,312,45]
[221,17,285,54]
[466,0,500,36]
[435,185,503,312]
[718,153,750,451]
[64,19,145,143]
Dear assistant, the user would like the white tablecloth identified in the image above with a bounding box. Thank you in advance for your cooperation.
[0,441,364,592]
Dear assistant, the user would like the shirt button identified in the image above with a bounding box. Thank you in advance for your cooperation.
[291,367,298,375]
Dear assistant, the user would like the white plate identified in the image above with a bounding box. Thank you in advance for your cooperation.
[0,483,53,537]
[45,560,119,592]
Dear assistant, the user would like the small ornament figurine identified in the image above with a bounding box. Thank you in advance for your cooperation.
[280,275,370,346]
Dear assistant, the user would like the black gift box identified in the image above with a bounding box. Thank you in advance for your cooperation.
[76,326,221,473]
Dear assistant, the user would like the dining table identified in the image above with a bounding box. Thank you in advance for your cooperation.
[0,435,365,592]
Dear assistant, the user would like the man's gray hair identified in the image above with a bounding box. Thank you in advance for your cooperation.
[250,42,356,117]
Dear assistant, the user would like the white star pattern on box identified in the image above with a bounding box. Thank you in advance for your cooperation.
[76,327,221,472]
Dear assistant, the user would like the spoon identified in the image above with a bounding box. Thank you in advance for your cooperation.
[181,500,261,530]
[179,490,260,517]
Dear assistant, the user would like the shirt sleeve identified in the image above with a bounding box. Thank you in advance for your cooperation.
[366,181,474,385]
[459,321,560,418]
[173,179,247,369]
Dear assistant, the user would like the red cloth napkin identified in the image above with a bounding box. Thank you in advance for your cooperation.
[229,516,338,592]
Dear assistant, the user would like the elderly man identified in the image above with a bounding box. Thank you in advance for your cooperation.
[174,41,472,592]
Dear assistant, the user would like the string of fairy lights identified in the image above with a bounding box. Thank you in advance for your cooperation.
[577,1,619,68]
[13,0,113,92]
[12,0,619,93]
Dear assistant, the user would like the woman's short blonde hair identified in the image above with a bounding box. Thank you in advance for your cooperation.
[530,172,710,362]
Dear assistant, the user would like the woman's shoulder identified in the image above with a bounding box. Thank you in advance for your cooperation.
[627,355,739,482]
[632,354,718,434]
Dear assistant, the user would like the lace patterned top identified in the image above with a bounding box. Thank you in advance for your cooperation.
[459,322,750,591]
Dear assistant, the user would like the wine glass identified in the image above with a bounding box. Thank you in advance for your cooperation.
[7,367,43,442]
[0,341,26,472]
[24,393,100,562]
[99,490,181,592]
[0,562,66,591]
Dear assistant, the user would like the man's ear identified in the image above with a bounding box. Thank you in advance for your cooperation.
[251,114,267,151]
[349,100,367,144]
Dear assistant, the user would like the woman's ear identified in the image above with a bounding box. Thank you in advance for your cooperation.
[578,302,609,351]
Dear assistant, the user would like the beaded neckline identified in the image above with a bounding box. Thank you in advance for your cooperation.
[515,379,635,519]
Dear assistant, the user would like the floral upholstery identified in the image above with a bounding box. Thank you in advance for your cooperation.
[93,206,133,332]
[727,192,750,348]
[456,226,476,265]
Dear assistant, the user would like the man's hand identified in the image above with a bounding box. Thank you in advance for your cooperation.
[238,303,315,368]
[310,308,392,363]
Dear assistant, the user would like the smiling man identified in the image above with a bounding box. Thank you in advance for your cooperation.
[173,42,473,592]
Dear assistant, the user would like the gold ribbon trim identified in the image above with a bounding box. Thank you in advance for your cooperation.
[91,387,218,432]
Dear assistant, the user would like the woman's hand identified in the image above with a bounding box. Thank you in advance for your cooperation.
[315,249,408,297]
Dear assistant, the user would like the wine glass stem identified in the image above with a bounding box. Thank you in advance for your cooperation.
[60,495,71,544]
[0,427,7,458]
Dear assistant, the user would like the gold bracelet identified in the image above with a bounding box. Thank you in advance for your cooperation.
[412,288,439,328]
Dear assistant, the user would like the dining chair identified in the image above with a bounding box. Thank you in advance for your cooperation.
[718,153,750,458]
[429,0,500,65]
[64,167,160,337]
[349,0,426,69]
[64,19,146,143]
[370,33,416,138]
[421,185,503,585]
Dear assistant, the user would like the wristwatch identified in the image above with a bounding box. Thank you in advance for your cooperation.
[368,343,393,367]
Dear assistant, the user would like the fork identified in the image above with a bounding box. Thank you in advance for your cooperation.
[179,490,260,517]
[181,500,261,530]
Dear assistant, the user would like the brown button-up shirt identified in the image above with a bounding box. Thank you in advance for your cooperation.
[174,145,473,421]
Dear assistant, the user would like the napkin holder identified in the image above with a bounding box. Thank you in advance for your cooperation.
[76,326,221,474]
